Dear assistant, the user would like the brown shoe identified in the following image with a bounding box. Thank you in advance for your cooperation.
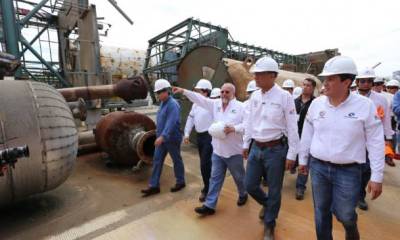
[385,157,396,167]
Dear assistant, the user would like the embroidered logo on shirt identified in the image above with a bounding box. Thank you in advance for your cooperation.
[345,112,358,119]
[289,109,295,115]
[319,111,326,118]
[231,109,237,114]
[217,107,221,112]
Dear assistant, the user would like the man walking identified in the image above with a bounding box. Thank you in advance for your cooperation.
[243,56,299,240]
[173,83,248,216]
[299,56,384,240]
[141,79,186,197]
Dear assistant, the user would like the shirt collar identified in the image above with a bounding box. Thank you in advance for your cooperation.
[325,92,353,108]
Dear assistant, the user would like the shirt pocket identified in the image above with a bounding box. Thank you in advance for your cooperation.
[265,105,283,122]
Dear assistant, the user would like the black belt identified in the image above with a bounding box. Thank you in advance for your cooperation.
[197,131,210,137]
[314,158,359,168]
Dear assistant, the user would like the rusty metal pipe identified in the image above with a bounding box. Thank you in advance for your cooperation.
[77,143,101,156]
[94,111,156,165]
[58,77,148,102]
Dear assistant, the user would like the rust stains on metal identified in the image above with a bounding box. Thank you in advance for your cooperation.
[94,111,156,165]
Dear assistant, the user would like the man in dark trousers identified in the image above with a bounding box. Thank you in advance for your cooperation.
[141,79,186,197]
[294,78,316,200]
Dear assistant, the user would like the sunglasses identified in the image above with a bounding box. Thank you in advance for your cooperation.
[220,90,230,94]
[387,86,399,89]
[358,79,373,84]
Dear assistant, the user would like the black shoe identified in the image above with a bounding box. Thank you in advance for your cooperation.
[345,224,360,240]
[237,194,248,206]
[199,192,206,202]
[296,189,305,200]
[385,157,396,167]
[170,183,186,192]
[194,205,215,216]
[259,206,265,220]
[358,200,368,211]
[141,187,160,197]
[263,225,275,240]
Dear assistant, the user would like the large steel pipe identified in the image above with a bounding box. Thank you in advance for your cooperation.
[0,81,78,206]
[58,77,148,102]
[94,111,156,165]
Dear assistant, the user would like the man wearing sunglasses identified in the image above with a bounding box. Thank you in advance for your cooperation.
[184,79,214,202]
[141,79,186,197]
[355,67,394,211]
[243,56,299,240]
[173,82,248,216]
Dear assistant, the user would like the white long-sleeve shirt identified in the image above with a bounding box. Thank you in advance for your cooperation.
[243,85,299,160]
[299,93,385,183]
[184,104,213,137]
[366,91,394,139]
[183,90,245,158]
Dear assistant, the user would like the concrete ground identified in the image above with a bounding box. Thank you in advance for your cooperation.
[1,144,400,240]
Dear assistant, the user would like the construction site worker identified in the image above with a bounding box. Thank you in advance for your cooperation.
[373,77,385,93]
[184,79,214,202]
[350,80,357,91]
[299,56,385,240]
[386,80,400,95]
[392,89,400,154]
[282,79,295,94]
[141,79,186,197]
[243,56,299,240]
[210,87,221,99]
[293,78,316,200]
[355,67,394,211]
[173,83,248,216]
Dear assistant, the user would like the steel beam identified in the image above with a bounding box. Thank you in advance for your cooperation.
[20,36,70,86]
[1,0,20,56]
[107,0,133,25]
[19,0,50,26]
[20,26,49,56]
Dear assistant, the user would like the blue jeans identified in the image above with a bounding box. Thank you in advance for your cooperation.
[310,157,361,240]
[149,141,185,188]
[197,132,213,194]
[245,143,287,227]
[204,153,246,209]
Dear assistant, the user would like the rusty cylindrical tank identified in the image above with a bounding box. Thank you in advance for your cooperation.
[94,111,156,165]
[58,77,148,102]
[0,81,78,206]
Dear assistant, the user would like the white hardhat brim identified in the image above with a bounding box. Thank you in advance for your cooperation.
[356,75,376,79]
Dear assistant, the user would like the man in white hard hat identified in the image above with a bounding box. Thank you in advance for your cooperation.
[243,56,299,240]
[355,67,394,211]
[282,79,295,94]
[173,83,248,216]
[299,56,385,240]
[141,79,186,197]
[293,78,316,200]
[373,77,385,93]
[386,79,399,95]
[210,87,221,99]
[184,79,214,202]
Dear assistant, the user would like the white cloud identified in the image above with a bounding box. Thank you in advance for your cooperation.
[93,0,400,77]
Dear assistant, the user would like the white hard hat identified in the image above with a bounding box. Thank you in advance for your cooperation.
[293,87,303,98]
[210,88,221,98]
[194,79,212,90]
[250,56,279,73]
[351,81,357,87]
[208,121,226,139]
[246,80,258,92]
[374,77,384,83]
[386,80,400,88]
[318,56,357,77]
[356,67,376,79]
[282,79,295,88]
[154,79,171,92]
